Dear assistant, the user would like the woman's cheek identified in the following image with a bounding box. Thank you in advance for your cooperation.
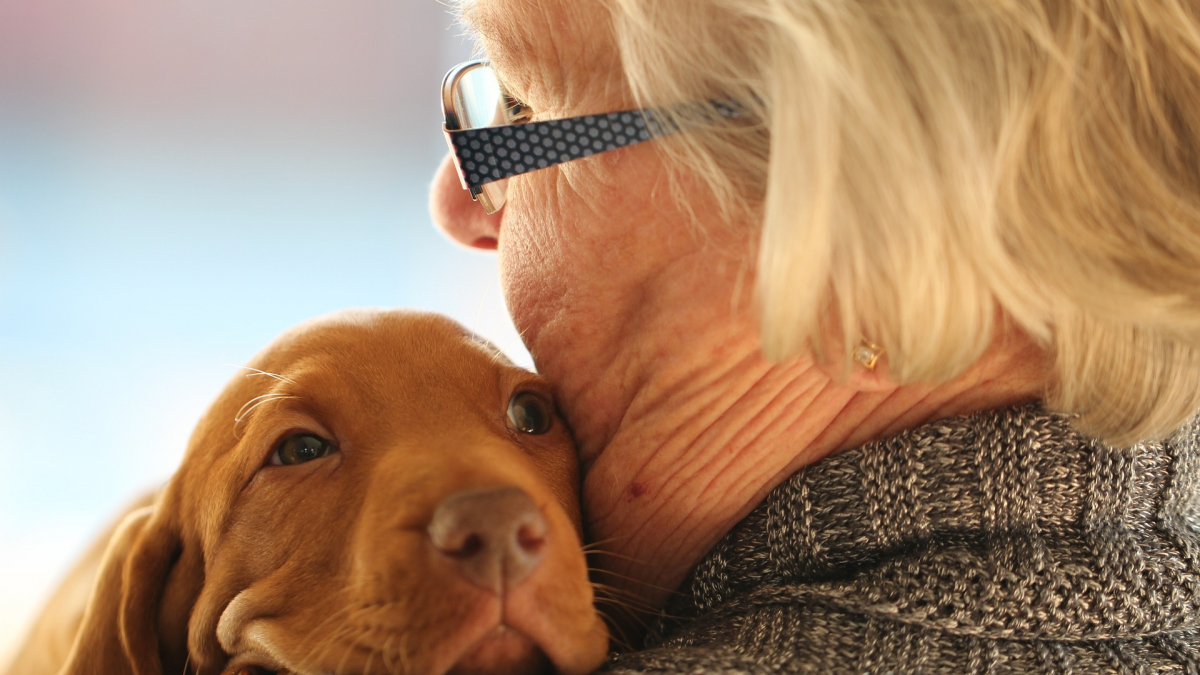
[496,149,681,352]
[497,184,576,338]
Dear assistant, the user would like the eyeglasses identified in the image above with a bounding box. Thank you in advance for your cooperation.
[442,60,733,214]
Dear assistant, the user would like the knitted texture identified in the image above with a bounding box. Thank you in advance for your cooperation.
[604,404,1200,674]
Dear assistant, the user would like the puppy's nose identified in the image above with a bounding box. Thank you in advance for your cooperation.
[428,487,548,593]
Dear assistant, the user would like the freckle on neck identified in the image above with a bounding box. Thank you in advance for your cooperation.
[629,482,648,499]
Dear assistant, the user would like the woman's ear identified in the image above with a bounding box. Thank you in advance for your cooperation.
[58,490,200,675]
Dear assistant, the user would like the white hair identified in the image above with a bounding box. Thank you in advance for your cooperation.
[606,0,1200,444]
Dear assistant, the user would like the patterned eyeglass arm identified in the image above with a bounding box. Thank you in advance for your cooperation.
[444,108,675,193]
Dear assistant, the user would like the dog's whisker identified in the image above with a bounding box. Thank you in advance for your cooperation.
[327,627,363,670]
[590,580,660,603]
[362,639,378,675]
[328,603,396,675]
[584,548,646,564]
[331,635,354,675]
[230,393,299,442]
[581,536,628,551]
[489,348,506,368]
[396,631,412,675]
[593,595,641,614]
[592,590,688,631]
[233,394,297,425]
[324,620,360,675]
[591,580,688,619]
[297,602,352,650]
[598,600,658,635]
[592,596,654,626]
[304,630,341,671]
[587,568,685,597]
[380,634,397,675]
[591,587,666,617]
[349,602,406,675]
[593,608,637,653]
[349,622,383,675]
[297,604,357,671]
[229,364,297,386]
[588,588,686,634]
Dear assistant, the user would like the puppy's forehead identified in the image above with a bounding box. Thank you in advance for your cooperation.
[251,309,522,393]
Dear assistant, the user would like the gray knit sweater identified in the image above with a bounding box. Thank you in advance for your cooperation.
[604,404,1200,674]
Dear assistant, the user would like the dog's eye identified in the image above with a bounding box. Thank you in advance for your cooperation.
[508,391,552,435]
[271,433,335,466]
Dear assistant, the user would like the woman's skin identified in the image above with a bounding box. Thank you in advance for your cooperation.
[431,0,1048,639]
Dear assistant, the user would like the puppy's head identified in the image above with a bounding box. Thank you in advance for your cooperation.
[64,310,608,675]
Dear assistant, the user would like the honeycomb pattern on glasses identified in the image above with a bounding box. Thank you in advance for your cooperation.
[448,109,670,191]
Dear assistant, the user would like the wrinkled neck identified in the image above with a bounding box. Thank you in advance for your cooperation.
[564,318,1048,645]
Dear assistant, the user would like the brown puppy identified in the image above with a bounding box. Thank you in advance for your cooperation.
[4,309,608,675]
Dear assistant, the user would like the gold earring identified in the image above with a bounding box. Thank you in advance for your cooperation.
[852,337,884,371]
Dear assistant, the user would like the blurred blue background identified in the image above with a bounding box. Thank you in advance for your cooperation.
[0,0,522,658]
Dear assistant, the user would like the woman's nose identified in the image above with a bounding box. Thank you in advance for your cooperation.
[430,153,503,250]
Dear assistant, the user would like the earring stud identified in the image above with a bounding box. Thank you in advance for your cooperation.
[852,338,884,371]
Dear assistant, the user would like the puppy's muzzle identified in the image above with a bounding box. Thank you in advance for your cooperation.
[428,487,548,594]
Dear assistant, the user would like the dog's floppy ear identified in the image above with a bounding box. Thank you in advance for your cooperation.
[57,489,197,675]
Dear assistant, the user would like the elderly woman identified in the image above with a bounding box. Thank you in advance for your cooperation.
[432,0,1200,672]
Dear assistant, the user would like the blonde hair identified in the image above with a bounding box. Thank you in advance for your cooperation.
[605,0,1200,445]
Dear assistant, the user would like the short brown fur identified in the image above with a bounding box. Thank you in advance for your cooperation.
[4,309,608,675]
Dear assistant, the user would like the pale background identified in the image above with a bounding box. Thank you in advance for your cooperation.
[0,0,524,661]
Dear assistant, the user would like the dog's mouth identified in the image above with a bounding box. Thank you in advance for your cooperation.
[225,623,555,675]
[446,625,551,675]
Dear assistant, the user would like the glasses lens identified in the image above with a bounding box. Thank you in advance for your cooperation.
[453,64,505,130]
[451,63,509,213]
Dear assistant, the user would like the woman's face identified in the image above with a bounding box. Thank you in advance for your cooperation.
[430,0,755,457]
